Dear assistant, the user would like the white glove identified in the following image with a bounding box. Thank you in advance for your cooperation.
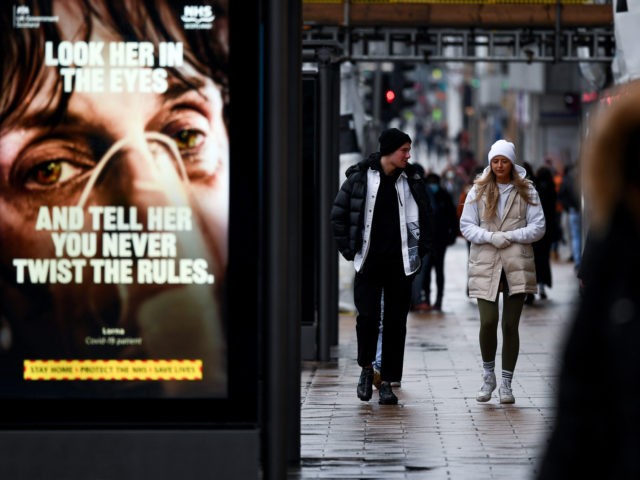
[490,232,511,249]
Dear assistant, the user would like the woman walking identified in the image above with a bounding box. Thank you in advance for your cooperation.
[459,140,545,404]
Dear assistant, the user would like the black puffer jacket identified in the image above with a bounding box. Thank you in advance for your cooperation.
[330,153,433,262]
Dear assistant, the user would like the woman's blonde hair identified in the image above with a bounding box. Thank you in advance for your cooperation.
[473,164,537,220]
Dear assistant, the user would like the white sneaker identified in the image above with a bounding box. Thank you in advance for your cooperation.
[499,385,515,404]
[476,372,496,402]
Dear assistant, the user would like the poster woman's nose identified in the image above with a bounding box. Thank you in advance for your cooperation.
[76,133,191,211]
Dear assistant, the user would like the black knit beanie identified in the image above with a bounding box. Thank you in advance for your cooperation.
[379,128,411,155]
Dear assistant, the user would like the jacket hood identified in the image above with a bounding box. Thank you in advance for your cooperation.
[344,152,422,179]
[344,155,375,178]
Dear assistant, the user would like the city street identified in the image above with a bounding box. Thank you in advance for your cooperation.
[290,237,579,479]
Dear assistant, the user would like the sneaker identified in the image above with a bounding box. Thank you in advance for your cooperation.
[499,385,515,404]
[476,372,496,402]
[378,381,398,405]
[357,367,374,401]
[390,381,401,388]
[373,368,382,390]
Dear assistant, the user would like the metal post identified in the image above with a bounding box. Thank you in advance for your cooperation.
[263,0,301,477]
[317,47,340,361]
[555,0,562,63]
[286,0,303,467]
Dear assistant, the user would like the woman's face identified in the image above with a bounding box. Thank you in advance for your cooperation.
[490,156,513,184]
[0,1,228,361]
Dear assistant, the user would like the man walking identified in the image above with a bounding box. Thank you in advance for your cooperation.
[331,128,433,404]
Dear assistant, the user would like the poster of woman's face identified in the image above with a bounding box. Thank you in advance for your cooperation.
[0,0,230,398]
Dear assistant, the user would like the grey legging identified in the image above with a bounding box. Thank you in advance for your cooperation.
[477,292,525,372]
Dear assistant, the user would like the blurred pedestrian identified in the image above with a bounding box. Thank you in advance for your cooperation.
[523,161,536,182]
[537,80,640,479]
[442,165,466,207]
[412,172,458,312]
[558,163,582,271]
[550,162,565,261]
[459,139,545,404]
[331,128,433,405]
[409,163,435,312]
[531,165,559,302]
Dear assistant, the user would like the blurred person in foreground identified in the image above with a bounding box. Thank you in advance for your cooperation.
[536,80,640,479]
[331,128,432,405]
[0,0,229,397]
[460,139,545,404]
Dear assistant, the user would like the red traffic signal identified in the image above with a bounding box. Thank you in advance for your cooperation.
[385,89,396,104]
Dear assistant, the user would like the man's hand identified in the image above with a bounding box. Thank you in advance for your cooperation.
[490,232,511,249]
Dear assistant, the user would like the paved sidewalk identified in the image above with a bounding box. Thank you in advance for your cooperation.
[289,238,580,479]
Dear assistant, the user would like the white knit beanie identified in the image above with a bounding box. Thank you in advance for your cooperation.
[487,139,516,164]
[485,139,527,179]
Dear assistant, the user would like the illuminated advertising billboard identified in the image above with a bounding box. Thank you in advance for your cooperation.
[0,0,259,425]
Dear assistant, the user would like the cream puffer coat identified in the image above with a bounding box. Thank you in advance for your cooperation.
[460,170,546,301]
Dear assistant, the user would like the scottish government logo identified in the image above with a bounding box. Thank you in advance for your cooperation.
[13,4,58,29]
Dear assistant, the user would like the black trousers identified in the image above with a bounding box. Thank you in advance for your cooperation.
[423,244,447,305]
[354,255,413,382]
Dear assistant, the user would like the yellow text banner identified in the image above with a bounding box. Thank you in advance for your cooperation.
[24,359,203,381]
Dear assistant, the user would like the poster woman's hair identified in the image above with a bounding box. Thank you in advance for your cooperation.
[0,0,229,131]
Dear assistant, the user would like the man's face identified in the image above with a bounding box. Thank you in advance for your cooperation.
[389,144,411,170]
[0,2,228,362]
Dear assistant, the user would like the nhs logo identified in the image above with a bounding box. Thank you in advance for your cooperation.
[181,5,215,29]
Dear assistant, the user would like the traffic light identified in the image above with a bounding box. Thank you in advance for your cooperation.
[391,62,418,112]
[362,70,376,117]
[384,87,396,104]
[380,71,395,123]
[361,67,414,124]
